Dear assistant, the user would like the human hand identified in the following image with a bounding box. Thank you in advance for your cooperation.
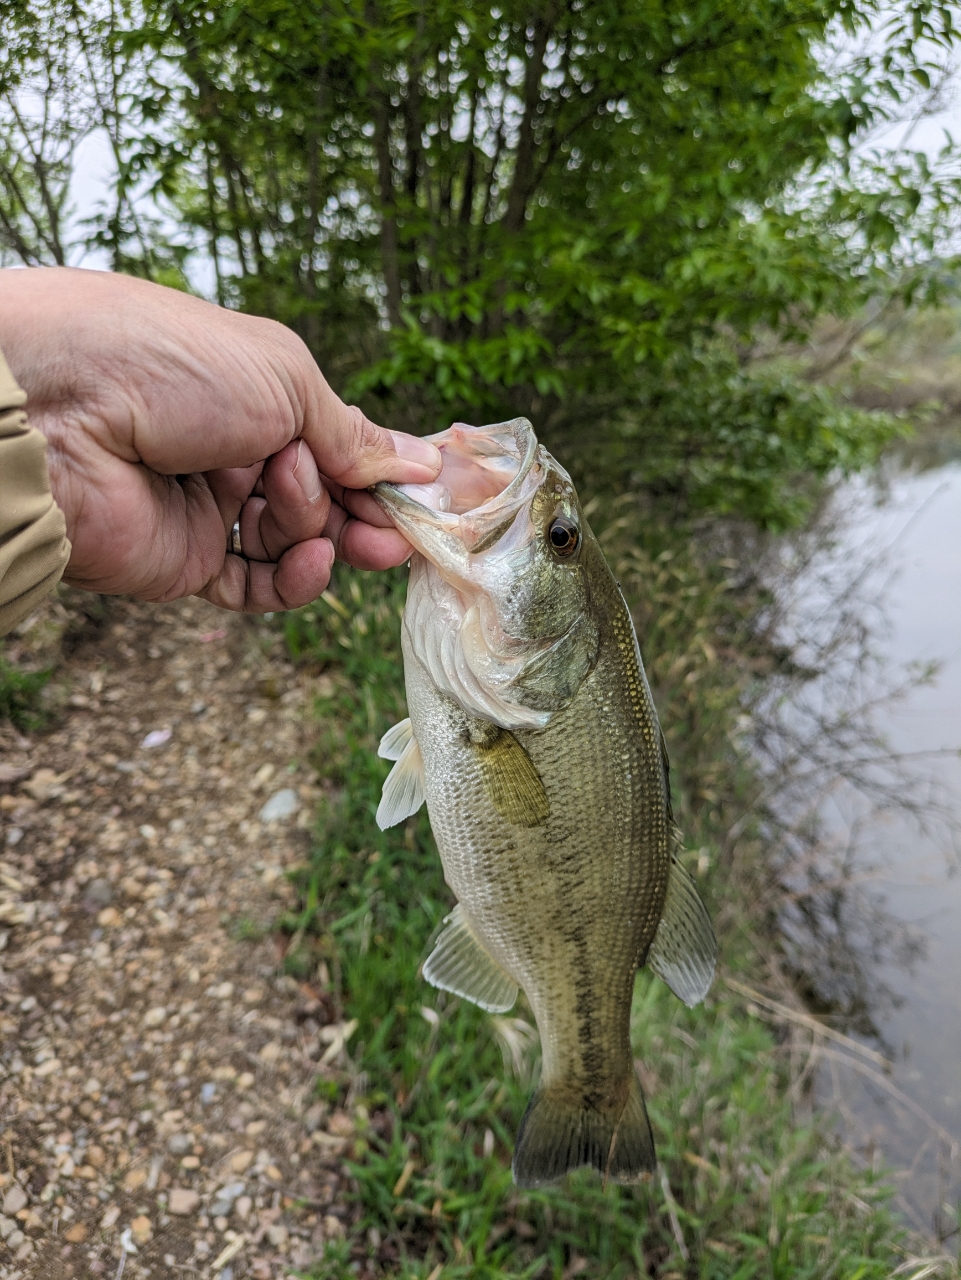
[0,267,441,611]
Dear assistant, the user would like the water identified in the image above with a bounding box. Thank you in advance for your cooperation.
[795,463,961,1237]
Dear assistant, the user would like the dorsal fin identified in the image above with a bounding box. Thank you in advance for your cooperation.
[646,857,716,1008]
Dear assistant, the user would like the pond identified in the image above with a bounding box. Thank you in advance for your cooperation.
[793,460,961,1238]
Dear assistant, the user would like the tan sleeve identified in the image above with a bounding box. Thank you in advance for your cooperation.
[0,346,71,637]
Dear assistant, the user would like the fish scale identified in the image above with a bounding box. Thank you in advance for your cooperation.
[373,417,716,1186]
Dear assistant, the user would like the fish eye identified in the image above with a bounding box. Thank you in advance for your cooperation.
[548,515,580,559]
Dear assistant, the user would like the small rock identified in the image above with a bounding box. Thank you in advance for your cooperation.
[229,1150,254,1174]
[327,1110,355,1137]
[167,1188,200,1216]
[167,1133,192,1156]
[97,907,121,927]
[123,1168,148,1192]
[130,1214,152,1244]
[22,768,63,802]
[265,1165,283,1182]
[82,878,113,911]
[236,1072,255,1090]
[235,1195,252,1221]
[140,729,171,750]
[211,1181,245,1210]
[2,1186,27,1216]
[252,763,276,790]
[0,764,30,786]
[200,1082,217,1104]
[180,1155,200,1170]
[258,788,298,823]
[101,1205,120,1230]
[323,1214,346,1241]
[0,1214,15,1239]
[265,1223,289,1250]
[64,1223,88,1243]
[143,1006,167,1028]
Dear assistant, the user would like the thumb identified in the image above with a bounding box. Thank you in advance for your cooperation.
[301,380,441,489]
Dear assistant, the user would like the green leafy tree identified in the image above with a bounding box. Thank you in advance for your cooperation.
[3,0,960,522]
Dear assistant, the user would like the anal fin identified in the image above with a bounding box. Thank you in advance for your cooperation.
[470,726,549,827]
[376,734,425,830]
[646,857,716,1007]
[423,904,518,1013]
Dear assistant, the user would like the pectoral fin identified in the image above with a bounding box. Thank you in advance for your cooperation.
[423,903,518,1013]
[471,727,549,827]
[646,858,716,1008]
[375,734,425,830]
[378,717,413,761]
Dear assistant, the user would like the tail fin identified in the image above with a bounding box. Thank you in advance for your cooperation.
[512,1070,655,1188]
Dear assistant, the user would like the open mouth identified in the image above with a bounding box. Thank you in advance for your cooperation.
[374,418,542,553]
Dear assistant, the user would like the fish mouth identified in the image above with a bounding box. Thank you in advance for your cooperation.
[373,418,543,567]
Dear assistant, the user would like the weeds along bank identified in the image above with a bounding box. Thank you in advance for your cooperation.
[275,494,950,1280]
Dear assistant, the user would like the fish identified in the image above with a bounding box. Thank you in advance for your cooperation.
[372,417,716,1188]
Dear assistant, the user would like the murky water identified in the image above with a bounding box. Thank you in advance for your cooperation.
[799,463,961,1236]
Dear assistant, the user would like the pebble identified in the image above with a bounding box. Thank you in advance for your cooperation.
[130,1214,153,1244]
[258,788,299,822]
[2,1186,27,1216]
[168,1188,200,1216]
[168,1133,192,1155]
[143,1005,167,1027]
[209,1181,245,1217]
[82,878,114,910]
[64,1222,88,1243]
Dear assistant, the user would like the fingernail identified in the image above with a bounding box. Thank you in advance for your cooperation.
[389,430,442,475]
[293,440,323,502]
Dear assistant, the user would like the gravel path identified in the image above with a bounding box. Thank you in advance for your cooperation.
[0,594,358,1278]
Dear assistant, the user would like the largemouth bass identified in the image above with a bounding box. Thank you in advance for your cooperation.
[372,418,715,1187]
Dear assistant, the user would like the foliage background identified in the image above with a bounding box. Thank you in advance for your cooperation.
[2,0,961,524]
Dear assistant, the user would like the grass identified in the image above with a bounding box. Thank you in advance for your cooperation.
[274,512,956,1279]
[0,652,52,732]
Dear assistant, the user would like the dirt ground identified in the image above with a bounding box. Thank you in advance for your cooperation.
[0,592,360,1279]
